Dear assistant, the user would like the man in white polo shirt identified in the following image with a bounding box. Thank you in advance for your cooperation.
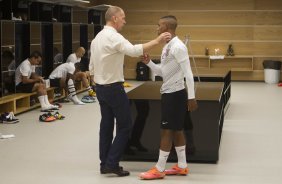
[15,51,58,111]
[90,6,171,177]
[139,15,198,180]
[49,62,85,105]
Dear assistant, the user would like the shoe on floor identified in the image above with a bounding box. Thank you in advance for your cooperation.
[39,113,56,122]
[53,112,65,120]
[52,102,62,108]
[123,82,132,87]
[88,89,96,97]
[164,164,189,175]
[0,112,19,124]
[74,100,85,105]
[81,95,95,103]
[100,166,123,174]
[139,167,165,180]
[101,166,130,177]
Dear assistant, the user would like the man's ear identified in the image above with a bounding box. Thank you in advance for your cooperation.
[113,16,117,23]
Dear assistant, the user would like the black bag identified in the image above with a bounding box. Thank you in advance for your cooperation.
[136,61,149,81]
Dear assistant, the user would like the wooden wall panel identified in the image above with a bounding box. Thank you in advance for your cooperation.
[171,11,255,26]
[190,58,209,68]
[124,56,138,69]
[253,42,282,56]
[255,12,282,25]
[53,23,62,43]
[30,23,41,44]
[231,71,264,81]
[99,0,168,11]
[122,26,255,41]
[98,0,282,81]
[178,26,254,41]
[167,0,254,10]
[88,25,94,41]
[253,57,282,70]
[125,11,167,25]
[1,21,15,46]
[254,26,282,40]
[72,7,88,24]
[102,0,255,10]
[210,59,253,69]
[125,11,282,26]
[124,68,136,79]
[255,0,282,10]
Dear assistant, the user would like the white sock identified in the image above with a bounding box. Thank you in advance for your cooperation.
[68,79,84,104]
[155,150,170,172]
[72,95,85,105]
[175,145,187,168]
[87,86,91,91]
[68,79,77,97]
[44,95,51,106]
[38,96,48,109]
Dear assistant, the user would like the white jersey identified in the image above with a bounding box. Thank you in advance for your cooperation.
[66,53,81,64]
[147,36,195,99]
[15,59,35,85]
[49,63,75,79]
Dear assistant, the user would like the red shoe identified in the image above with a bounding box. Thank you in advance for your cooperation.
[139,167,165,180]
[278,83,282,87]
[164,164,189,175]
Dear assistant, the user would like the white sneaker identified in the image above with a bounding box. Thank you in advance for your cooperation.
[71,95,85,105]
[74,100,85,105]
[41,106,53,111]
[0,134,15,139]
[50,104,59,109]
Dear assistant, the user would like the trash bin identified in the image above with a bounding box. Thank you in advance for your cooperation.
[263,60,281,84]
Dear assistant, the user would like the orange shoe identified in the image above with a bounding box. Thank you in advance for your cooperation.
[139,167,165,180]
[164,164,189,175]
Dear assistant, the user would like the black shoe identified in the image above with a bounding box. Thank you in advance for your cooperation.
[101,166,130,177]
[100,166,123,174]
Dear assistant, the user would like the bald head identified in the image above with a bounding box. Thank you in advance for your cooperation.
[160,15,178,31]
[105,6,123,22]
[104,6,126,32]
[75,47,85,58]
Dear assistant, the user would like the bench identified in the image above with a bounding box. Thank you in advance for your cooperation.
[0,81,88,115]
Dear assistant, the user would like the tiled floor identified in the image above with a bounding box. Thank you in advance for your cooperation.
[1,82,282,184]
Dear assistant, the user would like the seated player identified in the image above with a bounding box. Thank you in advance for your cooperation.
[66,47,95,97]
[15,51,58,111]
[49,62,85,105]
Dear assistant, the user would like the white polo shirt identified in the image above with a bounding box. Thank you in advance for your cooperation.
[66,53,81,64]
[49,63,75,79]
[147,36,195,99]
[15,59,36,85]
[90,25,143,84]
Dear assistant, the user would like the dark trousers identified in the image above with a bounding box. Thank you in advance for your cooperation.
[95,83,132,169]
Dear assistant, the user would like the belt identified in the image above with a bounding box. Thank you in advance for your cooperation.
[96,82,123,87]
